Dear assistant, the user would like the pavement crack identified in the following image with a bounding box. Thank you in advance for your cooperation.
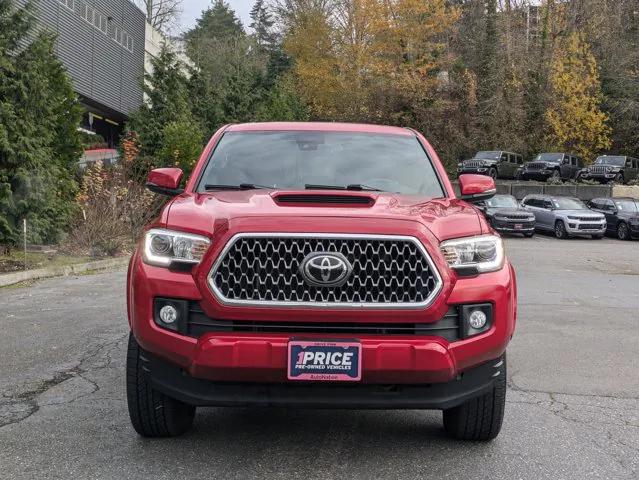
[0,332,128,429]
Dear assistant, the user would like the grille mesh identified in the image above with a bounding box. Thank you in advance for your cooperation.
[210,235,440,306]
[526,162,546,170]
[463,160,485,168]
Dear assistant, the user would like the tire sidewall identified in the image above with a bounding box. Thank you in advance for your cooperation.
[617,222,629,240]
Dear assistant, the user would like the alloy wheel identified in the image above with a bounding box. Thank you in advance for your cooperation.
[617,222,629,240]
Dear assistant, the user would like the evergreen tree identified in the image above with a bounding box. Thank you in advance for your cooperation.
[250,0,275,48]
[129,44,192,157]
[0,0,82,246]
[184,0,243,60]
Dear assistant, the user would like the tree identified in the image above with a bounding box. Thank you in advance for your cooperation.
[250,0,276,48]
[134,0,183,32]
[157,119,204,175]
[184,0,244,55]
[129,43,192,157]
[544,32,611,161]
[0,0,82,246]
[280,0,460,122]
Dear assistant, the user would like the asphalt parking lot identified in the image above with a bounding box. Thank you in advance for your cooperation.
[1,235,638,479]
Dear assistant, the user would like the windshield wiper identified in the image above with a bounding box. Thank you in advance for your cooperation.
[305,183,383,192]
[204,183,274,191]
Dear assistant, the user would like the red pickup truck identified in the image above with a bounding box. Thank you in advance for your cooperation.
[126,122,516,441]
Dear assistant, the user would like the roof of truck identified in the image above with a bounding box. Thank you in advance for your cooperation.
[226,122,414,136]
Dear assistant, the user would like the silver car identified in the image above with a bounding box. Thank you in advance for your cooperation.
[521,195,606,239]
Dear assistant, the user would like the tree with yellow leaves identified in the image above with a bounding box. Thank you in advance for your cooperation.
[280,0,459,122]
[544,32,611,162]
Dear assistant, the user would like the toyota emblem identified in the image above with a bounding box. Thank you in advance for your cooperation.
[300,252,352,287]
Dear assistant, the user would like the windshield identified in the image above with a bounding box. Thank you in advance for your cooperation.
[534,153,563,163]
[614,200,639,212]
[552,198,587,210]
[594,156,625,166]
[474,151,501,160]
[196,132,445,196]
[485,195,518,208]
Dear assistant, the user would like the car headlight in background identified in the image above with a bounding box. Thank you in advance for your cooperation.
[440,234,504,274]
[143,228,210,267]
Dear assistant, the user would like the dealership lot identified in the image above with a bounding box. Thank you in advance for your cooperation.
[0,236,638,479]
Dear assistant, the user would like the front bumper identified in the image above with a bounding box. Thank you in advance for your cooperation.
[457,167,489,176]
[564,221,606,235]
[142,346,505,409]
[520,170,553,180]
[579,172,617,182]
[491,219,535,234]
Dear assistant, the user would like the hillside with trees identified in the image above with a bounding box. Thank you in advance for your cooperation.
[1,0,638,252]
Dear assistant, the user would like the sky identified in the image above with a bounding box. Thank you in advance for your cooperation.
[180,0,254,33]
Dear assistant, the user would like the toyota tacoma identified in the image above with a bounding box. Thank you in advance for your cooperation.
[126,122,517,441]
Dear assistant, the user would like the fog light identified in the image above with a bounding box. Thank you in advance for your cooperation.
[159,305,178,324]
[468,310,487,329]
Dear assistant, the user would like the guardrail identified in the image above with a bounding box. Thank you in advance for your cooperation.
[450,181,625,200]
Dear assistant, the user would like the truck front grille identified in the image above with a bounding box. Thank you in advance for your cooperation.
[589,166,609,174]
[463,160,484,168]
[526,162,546,170]
[208,233,442,308]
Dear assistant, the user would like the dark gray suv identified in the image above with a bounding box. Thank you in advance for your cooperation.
[457,151,523,179]
[578,156,639,184]
[519,153,584,181]
[522,194,606,239]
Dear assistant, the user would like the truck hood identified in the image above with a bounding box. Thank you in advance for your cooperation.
[165,190,484,242]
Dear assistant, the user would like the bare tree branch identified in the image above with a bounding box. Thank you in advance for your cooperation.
[134,0,183,32]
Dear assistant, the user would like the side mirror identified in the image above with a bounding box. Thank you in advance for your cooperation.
[146,168,184,196]
[458,174,496,203]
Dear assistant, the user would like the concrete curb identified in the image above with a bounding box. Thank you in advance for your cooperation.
[0,256,130,288]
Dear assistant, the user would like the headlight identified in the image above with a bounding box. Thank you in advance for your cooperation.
[440,235,504,274]
[143,228,211,267]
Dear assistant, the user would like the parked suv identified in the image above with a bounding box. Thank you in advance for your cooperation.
[578,156,639,184]
[127,122,517,441]
[457,150,523,179]
[589,197,639,240]
[521,194,606,239]
[477,194,536,237]
[520,153,583,181]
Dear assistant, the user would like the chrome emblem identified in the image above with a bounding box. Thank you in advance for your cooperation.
[300,252,352,287]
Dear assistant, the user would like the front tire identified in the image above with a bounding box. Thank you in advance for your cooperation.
[617,222,630,240]
[126,333,196,437]
[488,167,497,180]
[443,355,507,441]
[555,220,568,239]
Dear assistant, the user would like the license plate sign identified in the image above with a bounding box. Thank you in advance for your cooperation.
[287,340,361,382]
[514,224,523,229]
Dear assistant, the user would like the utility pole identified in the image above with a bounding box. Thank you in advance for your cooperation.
[146,0,153,24]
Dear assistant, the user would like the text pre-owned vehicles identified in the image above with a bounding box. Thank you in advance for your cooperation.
[457,150,523,179]
[127,123,517,441]
[519,153,583,181]
[521,194,606,239]
[578,156,639,184]
[477,194,536,237]
[589,197,639,240]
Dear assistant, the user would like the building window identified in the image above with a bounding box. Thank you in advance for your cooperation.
[83,5,93,24]
[59,0,74,10]
[93,11,107,34]
[126,36,133,52]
